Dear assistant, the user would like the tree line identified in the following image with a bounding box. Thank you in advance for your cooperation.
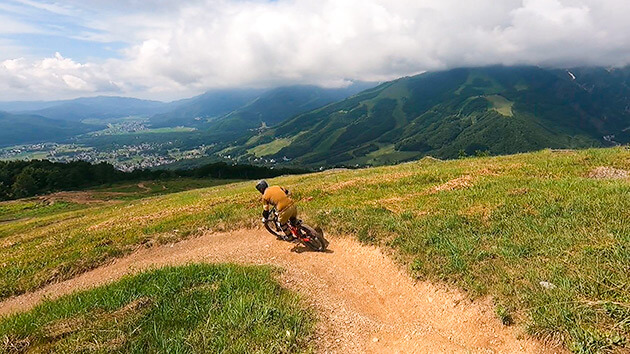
[0,160,307,201]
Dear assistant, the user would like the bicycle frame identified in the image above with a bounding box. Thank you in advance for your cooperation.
[288,222,310,242]
[269,209,310,243]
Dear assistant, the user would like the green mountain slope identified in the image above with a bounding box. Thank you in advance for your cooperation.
[234,66,630,166]
[0,111,101,147]
[150,84,374,132]
[149,89,264,128]
[206,84,376,133]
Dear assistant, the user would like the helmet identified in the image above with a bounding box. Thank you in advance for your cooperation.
[255,180,268,194]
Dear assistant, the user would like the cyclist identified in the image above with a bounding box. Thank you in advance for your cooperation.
[256,180,297,241]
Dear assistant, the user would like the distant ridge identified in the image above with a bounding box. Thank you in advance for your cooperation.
[0,96,175,122]
[0,111,100,146]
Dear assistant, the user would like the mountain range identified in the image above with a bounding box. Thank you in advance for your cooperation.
[230,66,630,166]
[0,96,175,122]
[2,66,630,167]
[0,83,373,147]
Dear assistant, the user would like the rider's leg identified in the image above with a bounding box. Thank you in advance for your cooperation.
[279,222,293,240]
[278,205,298,240]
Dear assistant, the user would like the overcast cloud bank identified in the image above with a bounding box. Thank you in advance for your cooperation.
[1,0,630,100]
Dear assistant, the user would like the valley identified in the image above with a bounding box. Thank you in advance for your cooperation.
[0,140,212,172]
[2,66,629,172]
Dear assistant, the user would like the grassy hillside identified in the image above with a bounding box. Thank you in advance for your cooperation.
[1,147,629,352]
[0,264,313,353]
[232,66,630,167]
[0,158,304,201]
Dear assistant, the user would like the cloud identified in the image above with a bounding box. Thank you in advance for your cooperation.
[0,53,121,99]
[2,0,630,100]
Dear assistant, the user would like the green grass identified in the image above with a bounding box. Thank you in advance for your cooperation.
[248,138,294,157]
[92,126,197,136]
[0,200,84,222]
[455,72,505,95]
[132,127,196,134]
[0,179,238,223]
[90,179,241,201]
[355,144,421,166]
[486,95,514,117]
[0,264,314,353]
[1,147,630,352]
[0,151,48,161]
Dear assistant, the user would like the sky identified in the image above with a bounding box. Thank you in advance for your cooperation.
[1,0,630,101]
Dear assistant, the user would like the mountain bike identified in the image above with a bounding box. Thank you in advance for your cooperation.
[263,207,328,252]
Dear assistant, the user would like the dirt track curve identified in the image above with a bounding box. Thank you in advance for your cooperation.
[0,230,564,353]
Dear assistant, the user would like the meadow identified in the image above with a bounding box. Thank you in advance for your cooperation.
[1,147,629,352]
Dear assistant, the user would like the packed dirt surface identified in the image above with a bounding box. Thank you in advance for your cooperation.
[588,166,629,179]
[0,230,564,353]
[136,182,151,191]
[38,191,122,205]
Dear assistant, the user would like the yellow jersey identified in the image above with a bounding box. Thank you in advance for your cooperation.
[262,186,294,212]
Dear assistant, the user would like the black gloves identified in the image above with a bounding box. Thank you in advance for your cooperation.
[262,210,270,219]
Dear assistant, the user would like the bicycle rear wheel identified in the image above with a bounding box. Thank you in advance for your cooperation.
[300,224,328,251]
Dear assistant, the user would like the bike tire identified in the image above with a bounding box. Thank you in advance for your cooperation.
[300,224,328,252]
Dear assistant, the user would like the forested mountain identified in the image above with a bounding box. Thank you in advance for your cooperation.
[232,66,630,166]
[150,84,374,131]
[4,66,630,170]
[204,84,375,133]
[0,100,61,112]
[1,96,174,122]
[0,111,100,146]
[149,89,264,128]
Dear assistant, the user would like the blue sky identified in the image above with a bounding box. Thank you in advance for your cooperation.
[1,0,630,101]
[0,0,127,61]
[3,33,126,61]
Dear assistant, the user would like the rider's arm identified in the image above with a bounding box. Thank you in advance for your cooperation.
[262,195,271,211]
[262,192,271,219]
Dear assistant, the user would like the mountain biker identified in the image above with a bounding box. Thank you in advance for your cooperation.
[256,180,297,241]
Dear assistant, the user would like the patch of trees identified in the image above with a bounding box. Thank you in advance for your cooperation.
[0,160,307,201]
[330,99,397,152]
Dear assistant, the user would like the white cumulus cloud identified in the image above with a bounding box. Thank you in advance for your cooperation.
[0,53,120,98]
[2,0,630,100]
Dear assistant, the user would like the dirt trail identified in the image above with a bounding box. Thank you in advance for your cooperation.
[137,182,151,191]
[0,230,564,353]
[38,191,121,205]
